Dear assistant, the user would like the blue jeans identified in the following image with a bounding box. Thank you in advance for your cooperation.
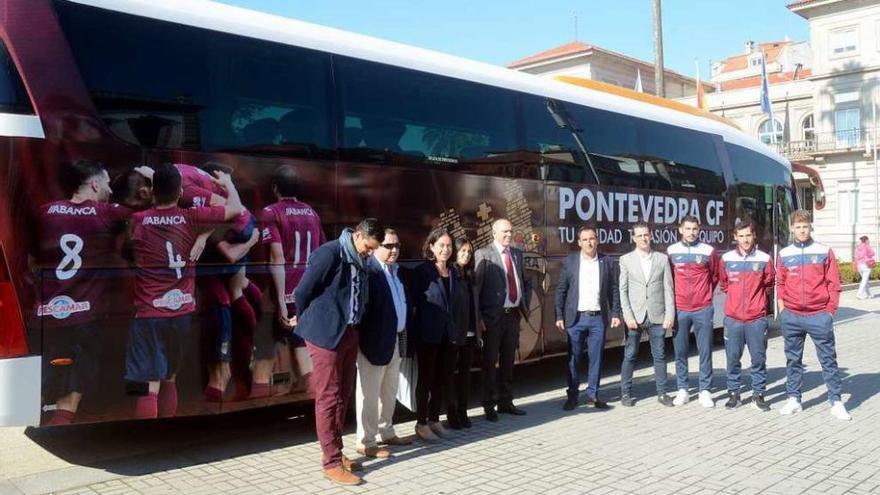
[621,323,667,397]
[566,313,606,400]
[723,317,768,394]
[673,306,714,391]
[781,310,842,403]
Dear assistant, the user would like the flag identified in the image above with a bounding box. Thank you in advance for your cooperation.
[635,68,643,93]
[695,60,708,110]
[760,51,776,143]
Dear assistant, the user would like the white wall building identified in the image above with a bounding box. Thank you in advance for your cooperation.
[675,0,880,261]
[508,41,710,98]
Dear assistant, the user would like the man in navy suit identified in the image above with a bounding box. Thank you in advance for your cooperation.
[355,228,412,459]
[555,225,621,411]
[294,218,384,486]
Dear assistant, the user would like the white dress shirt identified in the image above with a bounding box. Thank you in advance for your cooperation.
[577,253,601,311]
[493,241,522,308]
[638,250,653,281]
[378,259,407,332]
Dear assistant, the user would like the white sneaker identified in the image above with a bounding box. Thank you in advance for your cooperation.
[672,389,689,406]
[779,397,803,415]
[830,401,852,421]
[428,421,447,438]
[698,390,715,408]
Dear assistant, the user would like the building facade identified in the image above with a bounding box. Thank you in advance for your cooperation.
[508,41,710,98]
[679,0,880,261]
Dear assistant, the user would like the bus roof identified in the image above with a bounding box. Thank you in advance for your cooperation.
[65,0,790,171]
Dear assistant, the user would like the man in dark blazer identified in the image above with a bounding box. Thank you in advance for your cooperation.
[294,218,384,486]
[555,225,621,411]
[474,218,532,421]
[355,229,412,459]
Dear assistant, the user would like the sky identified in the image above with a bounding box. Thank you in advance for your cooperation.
[215,0,809,79]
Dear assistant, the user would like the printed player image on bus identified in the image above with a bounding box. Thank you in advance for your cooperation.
[0,0,799,426]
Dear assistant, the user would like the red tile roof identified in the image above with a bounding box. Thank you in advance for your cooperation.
[717,69,812,91]
[507,41,593,68]
[719,41,790,73]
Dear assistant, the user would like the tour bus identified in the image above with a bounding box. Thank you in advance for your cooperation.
[0,0,806,426]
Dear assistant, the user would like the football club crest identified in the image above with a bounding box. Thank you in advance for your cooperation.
[752,262,760,271]
[696,255,703,264]
[811,255,818,264]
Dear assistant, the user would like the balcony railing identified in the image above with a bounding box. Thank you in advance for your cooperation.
[772,128,878,159]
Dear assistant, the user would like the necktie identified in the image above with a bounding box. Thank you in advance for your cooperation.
[504,248,518,304]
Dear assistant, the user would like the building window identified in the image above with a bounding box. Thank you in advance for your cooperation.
[830,25,859,58]
[758,119,782,144]
[748,54,762,68]
[834,108,860,148]
[838,180,860,225]
[802,114,814,142]
[796,181,814,214]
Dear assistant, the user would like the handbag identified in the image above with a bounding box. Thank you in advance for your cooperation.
[867,259,876,268]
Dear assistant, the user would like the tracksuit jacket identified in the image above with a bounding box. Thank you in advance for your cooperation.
[776,239,841,315]
[667,240,719,312]
[718,246,775,322]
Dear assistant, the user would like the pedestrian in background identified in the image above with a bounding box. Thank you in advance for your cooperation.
[854,235,875,299]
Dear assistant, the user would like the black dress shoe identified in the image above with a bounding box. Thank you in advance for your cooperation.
[725,392,741,409]
[584,396,610,409]
[753,394,770,412]
[657,394,674,407]
[446,413,462,430]
[484,407,498,422]
[620,395,634,407]
[563,397,578,411]
[498,404,527,415]
[460,411,473,428]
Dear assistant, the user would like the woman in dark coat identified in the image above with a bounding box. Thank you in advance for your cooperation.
[411,227,458,441]
[447,236,479,429]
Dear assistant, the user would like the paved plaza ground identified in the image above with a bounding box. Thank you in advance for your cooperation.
[2,290,880,495]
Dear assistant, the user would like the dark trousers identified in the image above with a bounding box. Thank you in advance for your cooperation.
[781,310,842,403]
[448,337,476,415]
[566,313,606,400]
[620,323,668,397]
[416,339,453,424]
[723,316,768,394]
[306,327,359,469]
[673,305,714,391]
[481,311,520,408]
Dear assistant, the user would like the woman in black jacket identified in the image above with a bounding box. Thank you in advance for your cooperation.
[447,236,478,429]
[411,227,458,442]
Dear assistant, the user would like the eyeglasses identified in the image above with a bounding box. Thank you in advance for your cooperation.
[381,243,401,250]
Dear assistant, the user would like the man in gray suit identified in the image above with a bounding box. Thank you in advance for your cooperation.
[618,222,675,407]
[475,218,532,421]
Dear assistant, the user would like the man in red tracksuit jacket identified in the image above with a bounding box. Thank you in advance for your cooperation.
[718,220,774,412]
[667,215,719,408]
[776,209,850,420]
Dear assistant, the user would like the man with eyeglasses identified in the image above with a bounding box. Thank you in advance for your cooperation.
[295,217,385,486]
[355,229,412,460]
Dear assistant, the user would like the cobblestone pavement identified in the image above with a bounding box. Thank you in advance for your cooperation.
[11,292,880,495]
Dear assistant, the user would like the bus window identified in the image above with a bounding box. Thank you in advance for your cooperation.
[522,96,596,184]
[335,56,518,172]
[54,2,333,155]
[0,41,32,115]
[639,120,726,195]
[726,143,793,251]
[567,105,639,187]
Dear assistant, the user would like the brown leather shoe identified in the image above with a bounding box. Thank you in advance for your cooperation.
[341,455,363,472]
[323,465,362,486]
[357,446,392,459]
[379,436,412,446]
